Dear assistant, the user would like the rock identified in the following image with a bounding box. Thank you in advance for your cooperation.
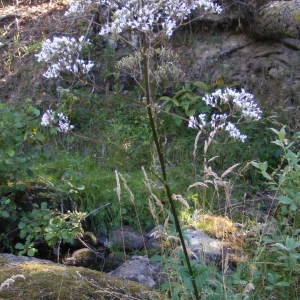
[0,253,59,266]
[183,228,225,263]
[183,227,247,270]
[254,0,300,39]
[109,255,164,288]
[110,226,145,251]
[0,253,162,299]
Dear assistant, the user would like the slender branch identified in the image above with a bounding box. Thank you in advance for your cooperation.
[84,202,112,219]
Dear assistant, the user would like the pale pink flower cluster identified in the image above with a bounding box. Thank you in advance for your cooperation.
[35,36,94,78]
[41,109,74,133]
[188,88,262,142]
[98,0,222,38]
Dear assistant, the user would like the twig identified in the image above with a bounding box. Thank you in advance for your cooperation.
[84,202,112,219]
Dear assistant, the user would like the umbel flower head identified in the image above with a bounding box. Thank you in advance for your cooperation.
[188,88,262,142]
[41,109,74,133]
[35,36,94,78]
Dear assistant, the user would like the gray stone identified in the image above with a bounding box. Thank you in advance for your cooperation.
[110,226,145,250]
[108,255,163,288]
[0,253,59,266]
[183,228,224,263]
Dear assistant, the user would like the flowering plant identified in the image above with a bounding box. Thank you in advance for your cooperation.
[65,0,222,38]
[35,36,94,79]
[188,88,262,142]
[98,0,222,38]
[64,0,99,16]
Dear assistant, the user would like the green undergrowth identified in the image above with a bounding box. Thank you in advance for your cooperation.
[0,86,299,299]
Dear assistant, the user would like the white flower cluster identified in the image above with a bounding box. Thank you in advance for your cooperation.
[64,0,104,16]
[65,0,91,16]
[65,0,118,17]
[188,88,262,142]
[203,88,262,120]
[35,36,94,78]
[41,109,74,133]
[98,0,222,38]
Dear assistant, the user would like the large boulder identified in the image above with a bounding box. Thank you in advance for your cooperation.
[254,0,300,39]
[0,253,161,299]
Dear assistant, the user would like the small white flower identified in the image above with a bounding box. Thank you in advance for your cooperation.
[188,116,198,129]
[41,110,74,133]
[41,109,55,126]
[224,122,247,142]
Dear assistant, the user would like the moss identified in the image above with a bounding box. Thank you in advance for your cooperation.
[292,12,300,24]
[0,259,162,299]
[191,215,236,239]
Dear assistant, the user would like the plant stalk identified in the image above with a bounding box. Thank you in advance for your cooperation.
[142,43,200,300]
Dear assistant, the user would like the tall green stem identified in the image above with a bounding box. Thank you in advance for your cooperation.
[142,43,200,300]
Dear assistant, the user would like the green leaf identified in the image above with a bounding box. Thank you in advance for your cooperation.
[174,89,189,99]
[27,248,37,256]
[174,118,183,127]
[0,211,9,218]
[278,195,292,205]
[27,106,40,117]
[18,222,26,229]
[40,202,48,210]
[61,230,70,240]
[274,281,291,287]
[192,81,210,92]
[6,149,15,157]
[15,243,24,250]
[159,96,173,102]
[285,237,300,251]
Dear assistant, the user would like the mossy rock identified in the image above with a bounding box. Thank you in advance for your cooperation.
[0,253,162,299]
[254,0,300,39]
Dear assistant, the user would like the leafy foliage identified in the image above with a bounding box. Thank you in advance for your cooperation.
[0,101,42,183]
[16,202,85,256]
[250,127,300,298]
